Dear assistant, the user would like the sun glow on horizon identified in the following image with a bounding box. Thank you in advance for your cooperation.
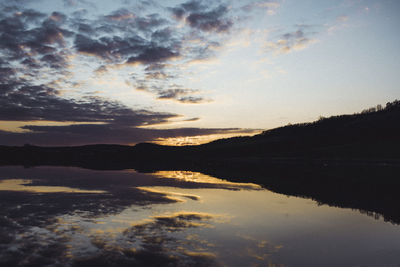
[154,131,261,146]
[0,0,398,146]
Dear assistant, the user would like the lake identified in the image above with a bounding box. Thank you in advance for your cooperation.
[0,166,399,267]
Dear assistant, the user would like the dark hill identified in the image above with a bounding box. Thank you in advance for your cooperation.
[0,100,399,166]
[196,99,400,159]
[0,100,400,223]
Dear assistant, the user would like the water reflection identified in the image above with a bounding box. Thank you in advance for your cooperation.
[153,170,261,190]
[0,166,400,267]
[0,179,106,193]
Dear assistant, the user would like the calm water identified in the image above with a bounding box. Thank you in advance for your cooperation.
[0,166,399,267]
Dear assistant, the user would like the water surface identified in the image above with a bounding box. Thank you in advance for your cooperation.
[0,166,399,266]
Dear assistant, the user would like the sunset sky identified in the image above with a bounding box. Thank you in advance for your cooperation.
[0,0,399,146]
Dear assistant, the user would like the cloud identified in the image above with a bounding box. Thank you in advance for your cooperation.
[0,1,266,146]
[40,53,68,69]
[74,34,145,61]
[0,7,73,80]
[171,1,233,33]
[0,70,176,125]
[186,5,232,32]
[265,27,318,54]
[0,2,233,108]
[134,82,208,104]
[127,46,180,64]
[157,88,199,101]
[14,8,46,22]
[183,117,200,122]
[134,14,168,33]
[174,96,207,104]
[59,10,177,67]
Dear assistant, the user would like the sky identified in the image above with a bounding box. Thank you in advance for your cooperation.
[0,0,399,146]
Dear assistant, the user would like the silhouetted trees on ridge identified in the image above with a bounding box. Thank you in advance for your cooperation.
[0,99,399,162]
[261,99,400,136]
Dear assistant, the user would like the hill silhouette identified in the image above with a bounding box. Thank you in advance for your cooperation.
[196,99,400,158]
[0,100,400,223]
[1,99,399,164]
[0,99,399,167]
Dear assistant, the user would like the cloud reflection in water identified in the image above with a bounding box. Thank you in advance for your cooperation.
[2,166,399,266]
[0,167,271,266]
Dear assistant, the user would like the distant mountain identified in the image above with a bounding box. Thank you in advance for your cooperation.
[0,100,399,166]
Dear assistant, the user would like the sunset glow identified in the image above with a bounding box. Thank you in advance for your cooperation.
[0,0,399,146]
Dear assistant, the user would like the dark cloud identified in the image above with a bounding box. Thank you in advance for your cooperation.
[0,7,72,78]
[0,8,129,131]
[171,7,185,19]
[186,5,232,32]
[134,82,208,104]
[0,3,226,107]
[40,53,68,69]
[75,22,93,33]
[74,34,117,59]
[48,11,67,23]
[15,8,46,23]
[181,0,205,13]
[151,27,174,43]
[0,66,15,77]
[0,75,176,125]
[171,1,233,33]
[127,46,179,64]
[157,88,196,99]
[32,18,71,47]
[157,88,207,104]
[21,57,40,69]
[177,96,207,104]
[183,117,200,122]
[0,2,259,146]
[134,14,167,33]
[171,0,204,19]
[73,19,177,65]
[0,5,177,68]
[0,18,28,58]
[93,12,168,36]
